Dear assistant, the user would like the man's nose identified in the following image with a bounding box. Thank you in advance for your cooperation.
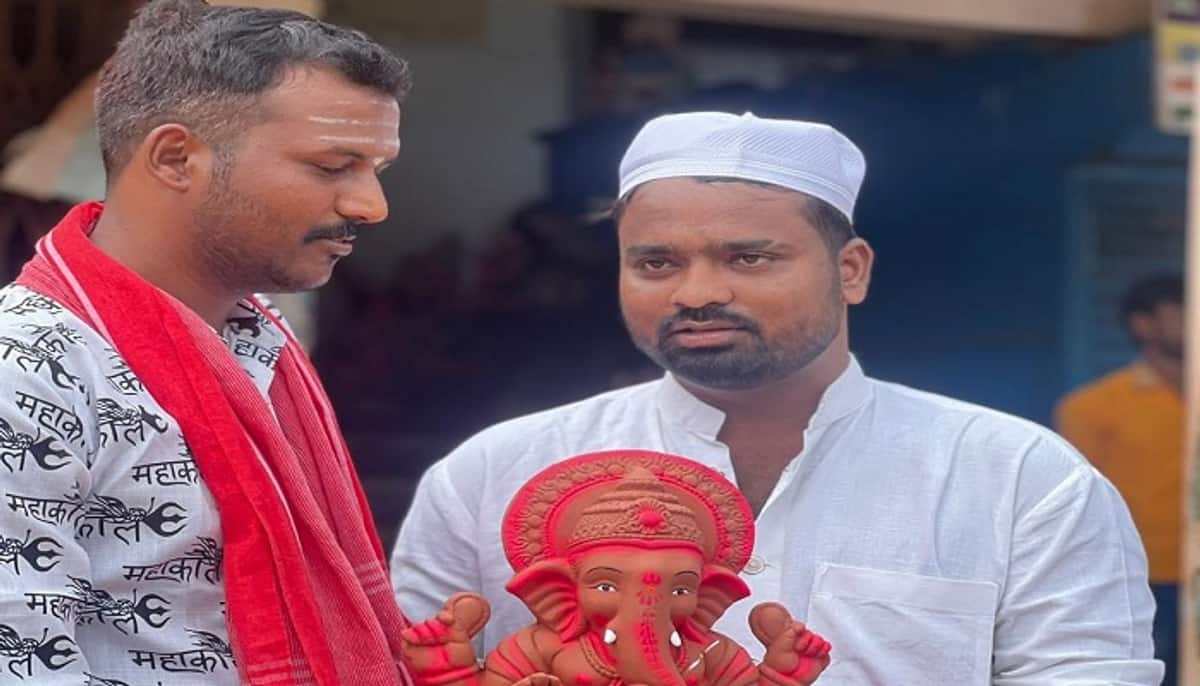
[336,174,389,225]
[670,263,733,310]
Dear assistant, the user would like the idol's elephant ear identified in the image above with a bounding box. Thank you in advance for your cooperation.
[506,558,586,641]
[681,564,751,642]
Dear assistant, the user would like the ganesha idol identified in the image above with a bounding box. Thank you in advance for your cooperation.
[400,450,831,686]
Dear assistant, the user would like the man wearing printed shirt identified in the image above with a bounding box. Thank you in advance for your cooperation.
[391,112,1163,684]
[0,1,415,685]
[0,294,280,680]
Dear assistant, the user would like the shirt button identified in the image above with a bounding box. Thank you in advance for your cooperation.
[744,556,766,575]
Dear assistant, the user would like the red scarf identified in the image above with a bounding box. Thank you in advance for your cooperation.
[17,202,413,686]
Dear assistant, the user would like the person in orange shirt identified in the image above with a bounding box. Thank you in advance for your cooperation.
[1056,273,1184,686]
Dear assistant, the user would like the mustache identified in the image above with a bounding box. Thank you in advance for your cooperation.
[304,222,360,243]
[657,305,762,339]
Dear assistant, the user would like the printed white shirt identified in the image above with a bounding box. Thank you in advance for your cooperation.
[391,357,1162,685]
[0,284,286,685]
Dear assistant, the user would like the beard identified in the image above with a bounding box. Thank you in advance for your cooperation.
[1154,337,1184,362]
[192,168,357,294]
[628,284,843,391]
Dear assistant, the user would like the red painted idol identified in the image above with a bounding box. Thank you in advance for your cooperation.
[400,450,831,686]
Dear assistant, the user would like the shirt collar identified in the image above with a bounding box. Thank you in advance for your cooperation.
[655,354,872,438]
[1131,359,1178,392]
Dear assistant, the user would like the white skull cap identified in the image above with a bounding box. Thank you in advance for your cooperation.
[618,111,866,221]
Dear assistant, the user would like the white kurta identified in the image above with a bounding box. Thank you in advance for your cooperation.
[391,357,1162,685]
[0,284,287,685]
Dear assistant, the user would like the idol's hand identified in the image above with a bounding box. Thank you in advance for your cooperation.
[400,592,491,682]
[750,603,831,686]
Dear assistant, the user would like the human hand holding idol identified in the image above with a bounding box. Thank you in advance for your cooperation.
[399,450,831,686]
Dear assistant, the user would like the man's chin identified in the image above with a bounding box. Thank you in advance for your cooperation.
[1158,343,1185,362]
[265,273,329,294]
[660,353,771,390]
[671,368,770,391]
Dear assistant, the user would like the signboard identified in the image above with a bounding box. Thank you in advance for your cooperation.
[1157,0,1200,134]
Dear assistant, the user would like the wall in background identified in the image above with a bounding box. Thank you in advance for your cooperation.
[344,0,575,287]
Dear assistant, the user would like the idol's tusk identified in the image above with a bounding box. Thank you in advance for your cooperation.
[685,640,722,673]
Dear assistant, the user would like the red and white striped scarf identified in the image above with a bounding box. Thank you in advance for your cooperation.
[17,202,414,686]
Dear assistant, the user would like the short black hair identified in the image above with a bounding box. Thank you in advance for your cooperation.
[1121,273,1183,327]
[95,0,412,177]
[611,177,857,254]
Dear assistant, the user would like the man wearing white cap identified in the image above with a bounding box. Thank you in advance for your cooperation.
[392,112,1161,683]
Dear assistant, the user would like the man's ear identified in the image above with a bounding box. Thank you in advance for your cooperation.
[839,237,873,306]
[140,123,210,193]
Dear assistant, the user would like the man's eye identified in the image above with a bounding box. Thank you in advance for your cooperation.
[313,163,350,176]
[733,254,770,266]
[640,259,671,271]
[671,587,692,596]
[594,583,617,593]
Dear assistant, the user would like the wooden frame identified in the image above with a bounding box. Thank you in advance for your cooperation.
[0,0,130,150]
[553,0,1150,39]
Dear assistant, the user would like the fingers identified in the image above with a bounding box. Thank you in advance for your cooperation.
[791,624,831,658]
[519,673,563,686]
[794,655,832,684]
[401,618,451,645]
[793,630,813,654]
[400,600,478,646]
[774,625,797,650]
